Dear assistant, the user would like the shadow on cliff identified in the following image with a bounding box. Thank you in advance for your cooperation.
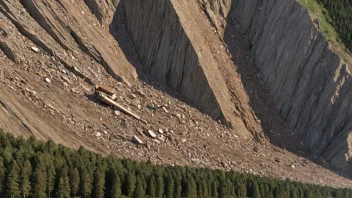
[109,2,187,105]
[109,1,307,154]
[222,4,343,174]
[222,11,311,157]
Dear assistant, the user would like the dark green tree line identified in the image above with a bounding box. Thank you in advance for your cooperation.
[0,129,350,198]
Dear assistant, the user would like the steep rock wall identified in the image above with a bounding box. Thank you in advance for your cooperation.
[123,0,223,121]
[228,0,352,177]
[121,0,264,140]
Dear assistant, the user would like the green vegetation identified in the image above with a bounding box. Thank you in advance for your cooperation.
[298,0,352,52]
[0,129,350,197]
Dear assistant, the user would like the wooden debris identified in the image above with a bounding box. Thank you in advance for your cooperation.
[96,91,141,121]
[95,84,117,100]
[95,84,115,95]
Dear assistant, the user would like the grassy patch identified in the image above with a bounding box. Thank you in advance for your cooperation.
[298,0,345,49]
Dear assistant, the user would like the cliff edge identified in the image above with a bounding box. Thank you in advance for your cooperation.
[205,0,352,177]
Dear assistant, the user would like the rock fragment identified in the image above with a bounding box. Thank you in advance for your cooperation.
[132,135,144,145]
[135,90,145,97]
[114,110,121,116]
[162,107,169,113]
[147,130,157,138]
[31,46,39,53]
[95,132,102,137]
[174,113,182,119]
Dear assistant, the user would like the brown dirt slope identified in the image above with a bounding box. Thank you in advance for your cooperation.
[0,0,350,188]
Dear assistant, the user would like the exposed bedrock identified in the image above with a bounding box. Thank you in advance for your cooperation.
[216,0,352,177]
[120,0,264,140]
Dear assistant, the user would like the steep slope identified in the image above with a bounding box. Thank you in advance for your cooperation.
[122,0,264,141]
[201,0,352,178]
[0,0,351,187]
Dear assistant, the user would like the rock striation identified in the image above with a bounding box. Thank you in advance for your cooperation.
[121,0,264,140]
[217,0,352,177]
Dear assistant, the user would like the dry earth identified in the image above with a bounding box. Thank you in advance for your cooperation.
[0,0,350,188]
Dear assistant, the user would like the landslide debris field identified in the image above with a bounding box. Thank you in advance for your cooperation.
[0,0,351,188]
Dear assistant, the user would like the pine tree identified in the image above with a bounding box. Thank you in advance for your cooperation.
[32,167,46,198]
[70,168,80,198]
[6,161,20,198]
[80,168,93,198]
[57,167,70,198]
[185,175,197,198]
[125,171,136,197]
[200,177,208,198]
[253,182,261,198]
[0,157,5,195]
[20,160,32,198]
[155,172,164,198]
[109,170,121,198]
[173,174,182,198]
[147,175,156,197]
[239,183,247,198]
[164,174,174,198]
[93,169,105,198]
[211,180,218,198]
[46,162,55,198]
[133,175,146,198]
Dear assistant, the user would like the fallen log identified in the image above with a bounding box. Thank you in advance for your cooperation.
[95,84,115,95]
[95,84,117,100]
[96,91,141,121]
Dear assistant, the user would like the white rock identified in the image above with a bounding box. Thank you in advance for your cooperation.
[147,130,157,138]
[114,110,121,116]
[45,78,51,83]
[181,139,187,143]
[31,47,39,53]
[175,113,182,119]
[162,107,169,113]
[95,132,102,137]
[158,129,164,134]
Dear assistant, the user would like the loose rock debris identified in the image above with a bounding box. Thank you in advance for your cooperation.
[95,85,146,123]
[0,0,350,189]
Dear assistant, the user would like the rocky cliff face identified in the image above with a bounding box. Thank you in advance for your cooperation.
[219,0,352,177]
[121,0,265,140]
[0,0,352,187]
